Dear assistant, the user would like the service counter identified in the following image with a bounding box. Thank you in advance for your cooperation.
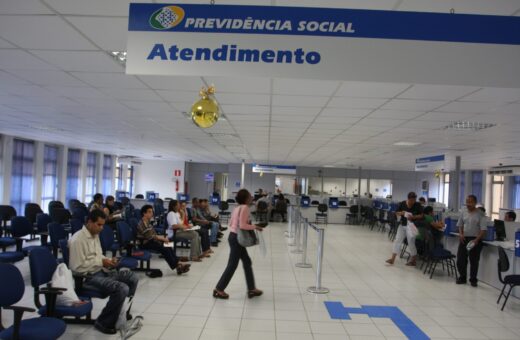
[299,206,350,224]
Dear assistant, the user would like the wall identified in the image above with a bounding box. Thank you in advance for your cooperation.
[186,162,441,203]
[133,160,185,200]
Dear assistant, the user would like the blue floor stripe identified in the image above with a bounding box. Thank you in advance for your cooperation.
[324,302,430,340]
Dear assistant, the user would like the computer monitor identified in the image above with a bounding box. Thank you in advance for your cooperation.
[428,198,436,203]
[494,219,507,241]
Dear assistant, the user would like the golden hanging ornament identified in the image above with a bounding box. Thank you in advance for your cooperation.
[190,85,219,128]
[434,170,441,178]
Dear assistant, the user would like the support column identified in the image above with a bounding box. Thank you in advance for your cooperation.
[57,146,68,204]
[1,135,14,205]
[452,156,461,211]
[96,153,103,194]
[33,141,45,206]
[79,150,87,203]
[240,160,245,189]
[357,166,362,221]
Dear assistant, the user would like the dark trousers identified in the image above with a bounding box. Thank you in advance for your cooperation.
[141,240,178,269]
[457,237,483,283]
[216,232,255,291]
[197,228,210,251]
[85,270,138,329]
[270,210,286,221]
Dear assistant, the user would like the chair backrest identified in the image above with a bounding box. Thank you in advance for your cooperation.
[59,239,69,265]
[338,200,347,206]
[0,205,17,225]
[154,199,165,217]
[121,197,130,206]
[311,200,320,206]
[226,199,236,203]
[0,263,24,307]
[48,201,64,213]
[133,209,142,220]
[498,246,510,276]
[257,201,268,212]
[10,216,33,238]
[50,208,71,225]
[29,247,58,288]
[117,221,133,245]
[219,201,229,211]
[70,218,83,234]
[24,203,43,224]
[48,222,68,248]
[99,226,115,254]
[36,213,52,233]
[135,194,144,199]
[68,199,81,210]
[349,205,359,214]
[71,206,88,223]
[318,204,328,213]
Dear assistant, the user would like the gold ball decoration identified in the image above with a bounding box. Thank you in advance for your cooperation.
[191,86,220,128]
[434,170,441,178]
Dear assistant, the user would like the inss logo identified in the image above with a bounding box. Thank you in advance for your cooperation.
[149,6,185,30]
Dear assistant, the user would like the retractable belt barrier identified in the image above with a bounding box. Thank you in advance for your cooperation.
[288,208,329,294]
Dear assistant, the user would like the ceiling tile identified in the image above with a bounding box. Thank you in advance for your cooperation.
[273,78,339,96]
[272,95,329,107]
[398,0,520,16]
[99,88,162,101]
[435,101,504,113]
[138,75,203,91]
[67,16,128,51]
[382,99,446,111]
[203,76,271,94]
[214,93,270,106]
[70,72,146,89]
[44,85,108,99]
[0,0,53,14]
[0,16,96,50]
[36,51,123,72]
[271,106,321,116]
[367,109,424,119]
[221,105,270,115]
[336,81,410,98]
[328,97,387,109]
[398,84,479,101]
[45,0,153,16]
[0,49,56,70]
[320,108,371,117]
[460,87,520,102]
[11,70,84,86]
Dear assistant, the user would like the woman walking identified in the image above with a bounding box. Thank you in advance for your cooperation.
[213,189,263,299]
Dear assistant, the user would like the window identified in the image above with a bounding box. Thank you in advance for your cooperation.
[115,163,123,191]
[491,175,504,220]
[126,165,134,197]
[471,171,483,203]
[42,145,58,212]
[10,139,34,214]
[84,152,97,202]
[102,155,113,196]
[442,173,450,206]
[66,149,81,205]
[459,171,465,207]
[511,176,520,209]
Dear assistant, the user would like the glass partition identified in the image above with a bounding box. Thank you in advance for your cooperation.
[369,179,392,198]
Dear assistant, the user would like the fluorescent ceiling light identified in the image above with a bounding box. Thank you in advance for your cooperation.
[323,165,335,167]
[393,141,421,146]
[444,121,496,131]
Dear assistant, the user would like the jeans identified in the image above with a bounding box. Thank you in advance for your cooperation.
[201,222,219,243]
[84,270,138,329]
[216,232,256,291]
[196,228,210,251]
[457,237,483,283]
[141,240,179,269]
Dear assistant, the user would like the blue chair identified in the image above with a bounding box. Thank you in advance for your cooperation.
[0,263,66,340]
[0,205,17,238]
[48,222,68,258]
[71,206,88,223]
[99,226,138,270]
[69,218,83,235]
[28,247,93,323]
[10,216,45,256]
[35,213,52,246]
[117,221,151,271]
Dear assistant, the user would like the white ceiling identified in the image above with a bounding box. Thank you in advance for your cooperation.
[1,0,520,171]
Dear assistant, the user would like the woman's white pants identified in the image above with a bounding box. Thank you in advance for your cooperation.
[392,225,416,256]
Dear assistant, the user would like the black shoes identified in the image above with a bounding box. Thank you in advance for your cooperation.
[470,281,478,287]
[456,278,467,285]
[94,322,117,335]
[211,242,219,247]
[248,289,263,299]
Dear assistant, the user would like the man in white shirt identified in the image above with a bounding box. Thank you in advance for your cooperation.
[69,209,139,335]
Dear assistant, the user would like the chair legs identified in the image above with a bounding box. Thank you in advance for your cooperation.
[497,283,507,304]
[501,285,515,311]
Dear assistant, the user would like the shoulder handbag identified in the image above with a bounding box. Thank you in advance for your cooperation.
[236,206,258,247]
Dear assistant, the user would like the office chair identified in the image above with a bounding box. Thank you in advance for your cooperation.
[0,263,66,340]
[315,204,328,225]
[497,246,520,311]
[29,247,94,323]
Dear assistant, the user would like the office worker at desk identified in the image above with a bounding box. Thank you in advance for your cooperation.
[505,211,516,222]
[456,194,487,287]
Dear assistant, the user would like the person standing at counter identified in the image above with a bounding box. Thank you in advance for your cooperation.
[456,194,487,287]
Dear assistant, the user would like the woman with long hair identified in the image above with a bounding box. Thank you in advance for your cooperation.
[213,189,263,299]
[166,200,204,261]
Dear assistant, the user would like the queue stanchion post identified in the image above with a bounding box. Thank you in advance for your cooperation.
[307,226,329,294]
[288,211,298,246]
[285,205,292,238]
[291,214,303,254]
[296,218,312,268]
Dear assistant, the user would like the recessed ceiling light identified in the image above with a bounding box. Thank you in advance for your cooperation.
[393,141,421,146]
[110,51,127,64]
[444,121,496,131]
[323,165,335,168]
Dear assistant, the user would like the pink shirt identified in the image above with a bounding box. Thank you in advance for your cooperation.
[229,205,256,234]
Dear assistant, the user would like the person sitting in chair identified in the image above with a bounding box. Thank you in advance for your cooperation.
[69,209,139,335]
[137,205,191,275]
[270,194,288,222]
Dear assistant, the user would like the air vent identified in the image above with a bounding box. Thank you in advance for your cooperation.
[488,165,520,176]
[444,121,496,131]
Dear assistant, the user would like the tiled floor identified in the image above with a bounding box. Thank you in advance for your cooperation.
[6,222,520,339]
